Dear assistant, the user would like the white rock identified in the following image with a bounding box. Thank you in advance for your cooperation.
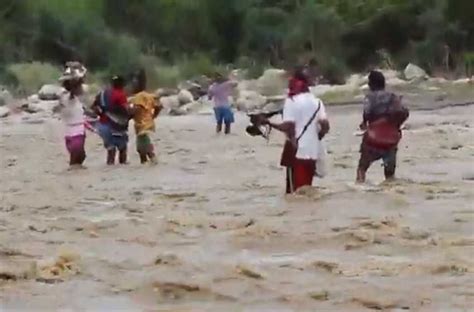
[168,107,188,116]
[404,63,428,81]
[452,78,471,84]
[428,77,448,84]
[160,95,180,110]
[386,77,408,86]
[38,84,63,100]
[0,106,10,118]
[311,84,356,97]
[235,90,266,112]
[177,89,194,105]
[360,84,370,91]
[0,88,13,106]
[28,94,40,104]
[257,69,287,96]
[237,80,259,93]
[347,74,367,87]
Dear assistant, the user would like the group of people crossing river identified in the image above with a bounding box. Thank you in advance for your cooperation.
[55,62,409,194]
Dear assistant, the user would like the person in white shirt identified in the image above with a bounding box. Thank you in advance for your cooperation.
[261,67,329,193]
[56,63,87,169]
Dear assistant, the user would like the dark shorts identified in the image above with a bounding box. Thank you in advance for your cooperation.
[358,141,397,173]
[136,133,154,154]
[65,134,85,155]
[97,123,128,151]
[214,106,234,125]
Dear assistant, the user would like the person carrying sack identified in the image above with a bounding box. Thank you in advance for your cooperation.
[260,67,330,194]
[356,70,409,183]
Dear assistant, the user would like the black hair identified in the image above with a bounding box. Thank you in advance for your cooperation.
[293,65,308,82]
[368,70,386,91]
[111,75,125,89]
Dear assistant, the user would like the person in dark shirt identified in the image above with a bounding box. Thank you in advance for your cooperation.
[94,76,131,165]
[357,71,409,183]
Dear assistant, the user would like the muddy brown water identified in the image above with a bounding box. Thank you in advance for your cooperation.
[0,104,473,311]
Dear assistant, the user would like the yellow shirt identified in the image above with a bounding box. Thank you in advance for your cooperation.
[132,91,159,135]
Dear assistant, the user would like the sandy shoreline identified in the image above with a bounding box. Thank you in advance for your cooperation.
[1,103,473,311]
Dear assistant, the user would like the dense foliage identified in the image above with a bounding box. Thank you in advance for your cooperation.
[0,0,472,88]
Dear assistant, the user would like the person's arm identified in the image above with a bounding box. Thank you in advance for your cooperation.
[208,84,215,100]
[360,97,372,130]
[264,98,296,140]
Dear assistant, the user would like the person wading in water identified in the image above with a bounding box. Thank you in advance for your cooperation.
[130,69,162,164]
[93,76,132,165]
[259,67,330,193]
[357,70,409,183]
[208,72,237,135]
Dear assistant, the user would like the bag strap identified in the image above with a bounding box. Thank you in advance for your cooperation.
[296,100,321,142]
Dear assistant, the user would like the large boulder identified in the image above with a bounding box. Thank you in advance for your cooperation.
[237,79,259,93]
[257,69,287,96]
[160,95,180,115]
[235,90,266,112]
[404,63,428,81]
[0,106,10,118]
[38,84,63,101]
[177,89,194,105]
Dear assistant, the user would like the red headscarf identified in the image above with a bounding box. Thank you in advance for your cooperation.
[288,77,309,97]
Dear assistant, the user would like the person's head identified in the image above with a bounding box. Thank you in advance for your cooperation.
[132,69,147,93]
[214,72,226,84]
[368,70,386,91]
[293,65,309,82]
[288,65,310,97]
[111,75,125,90]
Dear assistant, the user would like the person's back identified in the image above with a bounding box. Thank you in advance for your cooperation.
[357,70,409,183]
[284,92,327,160]
[208,74,237,134]
[132,91,157,135]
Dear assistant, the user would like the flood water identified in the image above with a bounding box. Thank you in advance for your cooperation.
[1,104,473,311]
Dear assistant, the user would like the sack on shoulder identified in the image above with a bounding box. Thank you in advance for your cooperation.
[365,118,401,149]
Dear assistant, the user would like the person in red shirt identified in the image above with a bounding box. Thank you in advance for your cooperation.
[94,76,131,165]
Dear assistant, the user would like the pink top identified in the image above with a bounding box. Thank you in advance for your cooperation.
[208,81,235,107]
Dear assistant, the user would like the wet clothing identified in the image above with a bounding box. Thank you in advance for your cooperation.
[214,106,234,125]
[59,92,86,137]
[286,158,316,194]
[282,93,327,160]
[136,133,154,154]
[359,137,397,176]
[358,90,408,176]
[131,91,158,135]
[97,122,128,151]
[281,92,328,193]
[209,81,234,107]
[65,134,86,165]
[98,88,129,131]
[131,91,159,160]
[59,91,86,165]
[97,87,130,151]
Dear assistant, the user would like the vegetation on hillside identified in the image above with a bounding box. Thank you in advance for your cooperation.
[0,0,472,90]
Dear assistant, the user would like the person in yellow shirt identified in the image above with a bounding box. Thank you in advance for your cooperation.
[130,70,162,164]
